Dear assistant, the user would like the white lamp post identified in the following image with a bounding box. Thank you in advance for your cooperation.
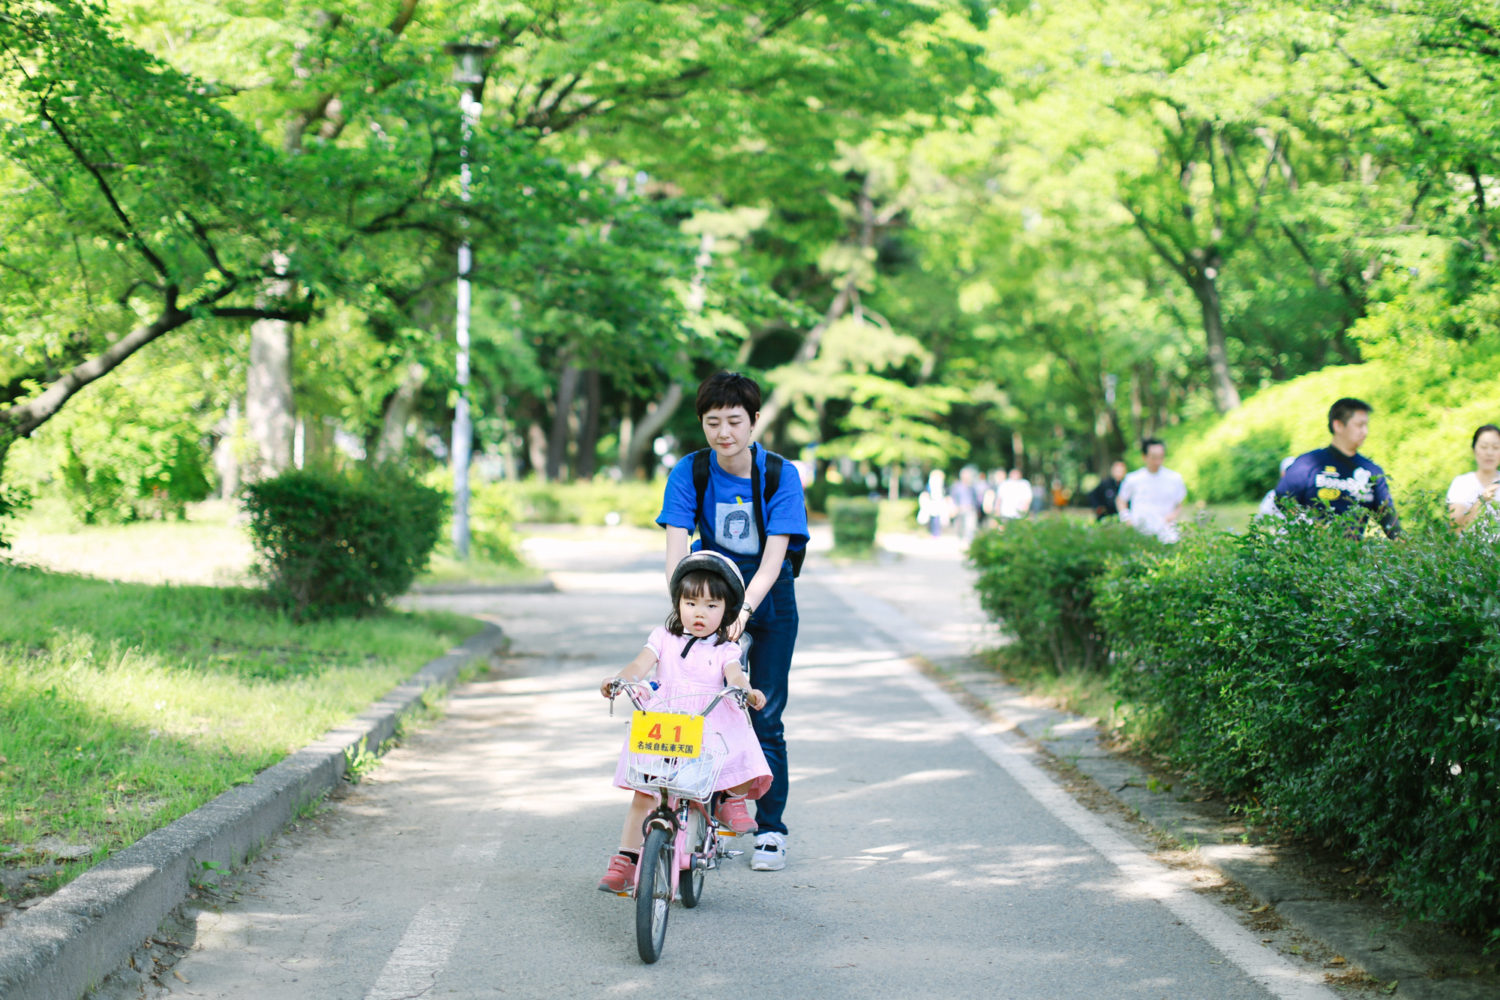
[446,41,494,559]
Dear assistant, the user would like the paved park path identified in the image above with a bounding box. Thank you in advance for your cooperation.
[112,527,1343,1000]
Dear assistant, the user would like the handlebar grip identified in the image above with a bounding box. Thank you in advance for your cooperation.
[737,633,753,682]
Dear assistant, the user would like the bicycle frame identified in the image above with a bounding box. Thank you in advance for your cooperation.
[613,680,746,886]
[606,679,750,962]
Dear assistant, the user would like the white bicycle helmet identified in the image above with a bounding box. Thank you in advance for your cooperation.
[670,550,747,617]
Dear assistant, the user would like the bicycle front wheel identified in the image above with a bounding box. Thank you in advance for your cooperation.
[635,827,672,963]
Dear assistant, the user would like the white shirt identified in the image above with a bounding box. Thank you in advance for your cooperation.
[1119,466,1187,542]
[1448,471,1500,533]
[996,479,1032,519]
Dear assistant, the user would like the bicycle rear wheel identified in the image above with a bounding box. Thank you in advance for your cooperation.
[679,804,708,909]
[635,827,672,963]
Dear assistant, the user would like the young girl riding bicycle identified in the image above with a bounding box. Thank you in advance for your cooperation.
[597,550,771,892]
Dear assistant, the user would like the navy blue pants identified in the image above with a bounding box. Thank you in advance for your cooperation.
[743,568,798,836]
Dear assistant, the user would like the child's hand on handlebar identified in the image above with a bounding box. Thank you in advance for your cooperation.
[600,676,623,698]
[739,686,766,711]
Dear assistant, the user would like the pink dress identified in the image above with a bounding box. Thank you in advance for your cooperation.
[612,627,772,799]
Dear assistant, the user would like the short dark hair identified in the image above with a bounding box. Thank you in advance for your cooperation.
[1328,397,1372,432]
[1140,437,1165,455]
[696,371,761,420]
[1473,424,1500,448]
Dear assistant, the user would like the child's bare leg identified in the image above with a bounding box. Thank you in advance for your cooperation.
[725,780,754,796]
[617,792,655,853]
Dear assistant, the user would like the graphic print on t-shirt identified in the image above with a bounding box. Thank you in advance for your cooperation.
[1316,465,1373,504]
[715,496,759,556]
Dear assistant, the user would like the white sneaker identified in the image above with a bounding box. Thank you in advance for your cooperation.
[751,832,787,871]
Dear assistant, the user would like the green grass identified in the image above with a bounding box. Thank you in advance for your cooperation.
[421,546,546,586]
[980,646,1135,733]
[0,560,481,901]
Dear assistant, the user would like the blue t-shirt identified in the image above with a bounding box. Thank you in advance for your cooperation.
[657,444,809,571]
[1274,446,1400,537]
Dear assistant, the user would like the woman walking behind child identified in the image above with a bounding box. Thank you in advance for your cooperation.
[597,551,771,892]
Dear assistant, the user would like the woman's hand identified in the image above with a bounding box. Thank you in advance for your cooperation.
[727,605,751,641]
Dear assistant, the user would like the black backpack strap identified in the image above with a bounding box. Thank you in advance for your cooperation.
[764,451,782,503]
[749,445,768,548]
[691,448,711,539]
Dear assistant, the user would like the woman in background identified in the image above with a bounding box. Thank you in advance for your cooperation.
[1448,424,1500,534]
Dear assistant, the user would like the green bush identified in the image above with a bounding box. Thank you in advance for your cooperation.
[0,479,29,550]
[969,516,1160,671]
[828,496,878,550]
[467,483,525,566]
[805,476,874,515]
[1096,517,1500,941]
[59,427,211,524]
[243,467,444,618]
[497,478,664,527]
[878,497,919,534]
[1195,426,1290,503]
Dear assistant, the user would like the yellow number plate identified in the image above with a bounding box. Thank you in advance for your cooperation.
[629,711,704,758]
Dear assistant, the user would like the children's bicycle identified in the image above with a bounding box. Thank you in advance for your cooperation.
[605,678,751,963]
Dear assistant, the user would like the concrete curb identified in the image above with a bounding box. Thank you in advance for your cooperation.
[0,622,509,1000]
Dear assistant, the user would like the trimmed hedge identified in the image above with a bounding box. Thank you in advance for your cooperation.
[243,467,444,618]
[969,515,1160,671]
[828,496,878,550]
[1095,519,1500,941]
[498,478,665,528]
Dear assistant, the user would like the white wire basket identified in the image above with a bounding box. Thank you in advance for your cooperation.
[622,686,730,801]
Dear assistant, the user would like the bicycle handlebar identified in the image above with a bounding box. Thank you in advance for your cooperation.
[606,678,750,716]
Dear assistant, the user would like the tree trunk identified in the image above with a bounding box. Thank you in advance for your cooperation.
[621,383,685,479]
[245,254,296,479]
[546,364,580,481]
[756,175,878,437]
[620,232,715,477]
[375,362,427,464]
[576,369,601,480]
[212,399,242,499]
[526,421,547,477]
[246,313,296,478]
[1189,269,1242,412]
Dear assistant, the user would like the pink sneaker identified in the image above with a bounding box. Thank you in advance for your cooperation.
[597,853,637,893]
[715,794,756,835]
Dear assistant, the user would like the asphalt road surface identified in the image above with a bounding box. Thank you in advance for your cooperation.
[121,532,1337,1000]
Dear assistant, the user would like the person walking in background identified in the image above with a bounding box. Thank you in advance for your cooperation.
[980,470,1002,529]
[1448,423,1500,534]
[918,469,949,537]
[1274,397,1400,538]
[949,466,982,541]
[1088,460,1127,521]
[1118,438,1187,542]
[995,468,1032,521]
